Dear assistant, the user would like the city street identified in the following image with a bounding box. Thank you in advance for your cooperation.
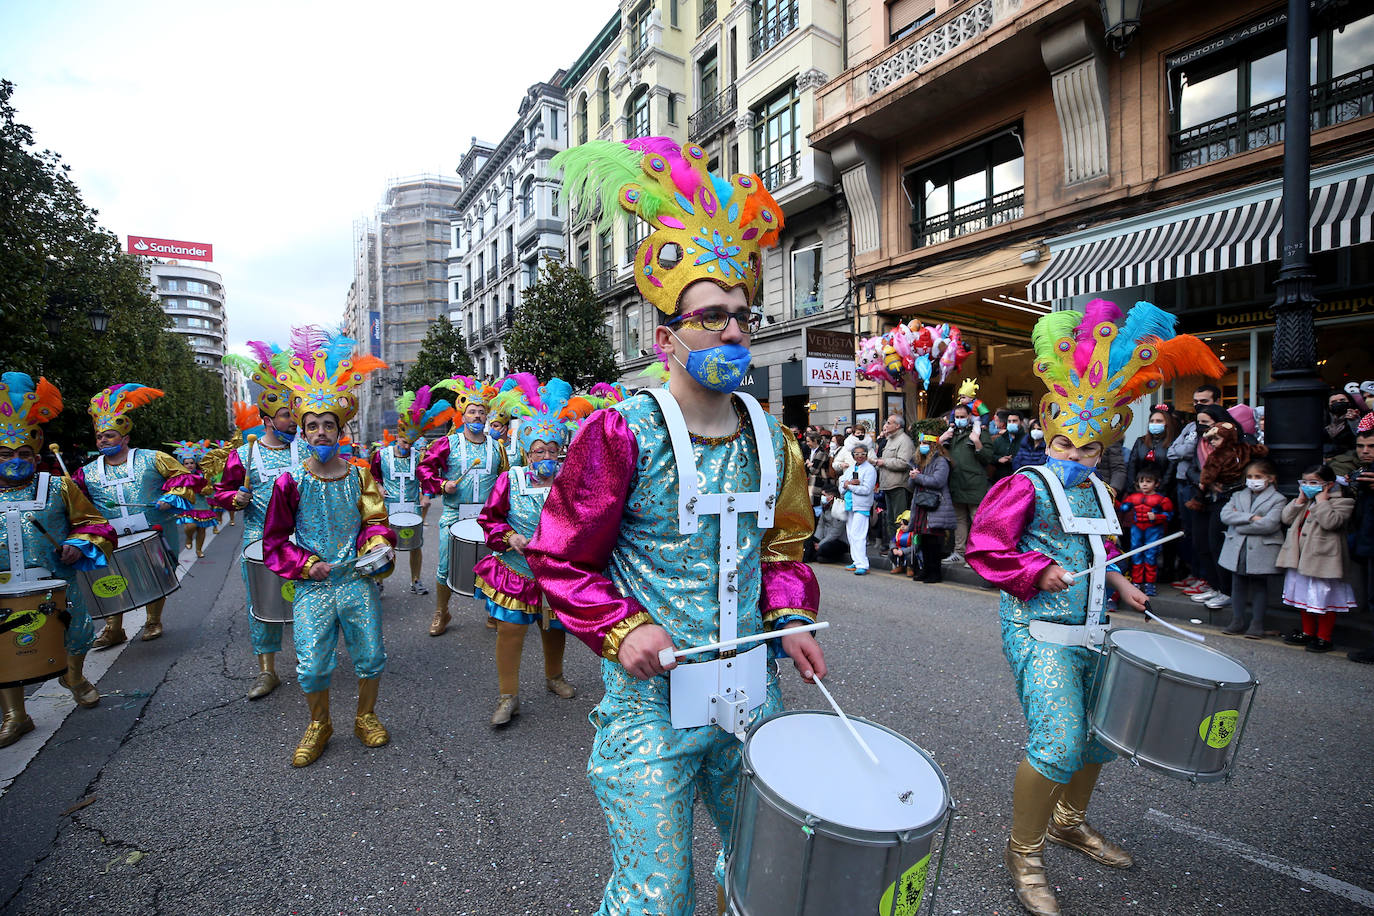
[2,513,1372,916]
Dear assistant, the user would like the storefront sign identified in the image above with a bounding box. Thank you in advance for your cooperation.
[805,328,856,388]
[1179,294,1374,334]
[738,365,769,399]
[1166,10,1287,69]
[126,235,214,262]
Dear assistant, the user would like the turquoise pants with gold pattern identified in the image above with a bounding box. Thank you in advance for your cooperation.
[292,575,385,694]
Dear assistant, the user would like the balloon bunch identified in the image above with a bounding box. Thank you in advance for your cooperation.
[856,320,972,388]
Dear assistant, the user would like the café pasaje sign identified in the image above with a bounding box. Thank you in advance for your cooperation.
[806,328,856,388]
[126,235,214,263]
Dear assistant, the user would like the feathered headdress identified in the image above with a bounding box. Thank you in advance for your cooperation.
[89,383,163,435]
[395,386,454,444]
[223,340,292,417]
[551,136,784,315]
[1031,300,1225,449]
[432,375,499,417]
[0,373,62,451]
[166,440,209,463]
[273,325,386,424]
[231,401,265,439]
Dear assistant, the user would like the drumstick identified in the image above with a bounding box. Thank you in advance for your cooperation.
[657,621,831,666]
[48,444,71,478]
[24,515,65,552]
[1143,601,1207,643]
[241,434,258,492]
[813,677,880,766]
[446,456,483,493]
[1063,531,1184,582]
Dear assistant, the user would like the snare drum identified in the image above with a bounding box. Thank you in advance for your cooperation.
[0,580,69,689]
[353,547,393,578]
[446,519,489,597]
[390,511,424,551]
[728,710,952,916]
[75,530,180,619]
[1089,628,1258,782]
[243,539,294,625]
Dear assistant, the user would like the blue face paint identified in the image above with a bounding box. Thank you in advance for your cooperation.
[1045,455,1095,488]
[0,457,35,483]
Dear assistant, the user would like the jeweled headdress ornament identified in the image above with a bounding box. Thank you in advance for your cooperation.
[166,440,209,463]
[432,376,499,416]
[273,326,386,425]
[552,136,784,315]
[223,340,292,416]
[89,383,163,435]
[1031,300,1224,449]
[0,373,62,451]
[395,386,454,444]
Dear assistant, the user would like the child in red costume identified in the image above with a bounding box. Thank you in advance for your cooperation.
[1118,470,1173,596]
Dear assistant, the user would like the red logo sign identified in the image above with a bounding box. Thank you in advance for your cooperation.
[126,235,214,262]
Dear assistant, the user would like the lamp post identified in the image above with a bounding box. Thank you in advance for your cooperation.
[1259,0,1328,490]
[1098,0,1144,54]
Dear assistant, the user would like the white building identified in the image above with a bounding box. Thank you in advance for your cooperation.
[146,261,237,414]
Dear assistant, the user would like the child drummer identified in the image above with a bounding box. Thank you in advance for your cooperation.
[967,300,1223,916]
[262,327,396,768]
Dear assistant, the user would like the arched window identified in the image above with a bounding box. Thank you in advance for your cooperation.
[627,86,650,137]
[597,70,610,127]
[520,177,535,219]
[577,93,589,144]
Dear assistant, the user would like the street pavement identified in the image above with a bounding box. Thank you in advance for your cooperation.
[1,515,1372,916]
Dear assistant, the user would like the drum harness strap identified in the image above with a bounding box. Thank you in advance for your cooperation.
[646,389,778,738]
[1017,465,1120,651]
[252,437,304,487]
[385,445,420,516]
[95,450,151,536]
[2,473,54,582]
[453,435,497,521]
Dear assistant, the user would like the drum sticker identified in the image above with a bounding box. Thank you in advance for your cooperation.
[281,581,296,603]
[1199,710,1240,749]
[7,610,45,649]
[0,572,9,584]
[879,853,930,916]
[399,528,414,539]
[91,575,129,598]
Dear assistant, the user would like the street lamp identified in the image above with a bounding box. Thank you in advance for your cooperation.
[88,306,111,334]
[1099,0,1144,53]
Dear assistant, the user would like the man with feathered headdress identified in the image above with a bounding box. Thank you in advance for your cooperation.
[524,136,825,916]
[370,386,453,600]
[211,344,307,699]
[417,375,507,637]
[0,373,117,747]
[261,326,395,767]
[967,300,1224,916]
[74,384,205,648]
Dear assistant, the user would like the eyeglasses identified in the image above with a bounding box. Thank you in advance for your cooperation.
[527,445,562,458]
[670,307,763,334]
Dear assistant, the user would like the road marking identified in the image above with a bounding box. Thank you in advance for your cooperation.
[0,529,222,798]
[1146,808,1374,909]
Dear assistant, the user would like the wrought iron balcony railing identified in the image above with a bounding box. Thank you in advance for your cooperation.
[757,152,801,191]
[912,187,1024,248]
[749,3,798,60]
[689,84,737,139]
[699,0,717,33]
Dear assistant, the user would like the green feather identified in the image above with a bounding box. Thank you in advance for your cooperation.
[395,391,415,416]
[1031,310,1082,381]
[222,353,257,375]
[551,141,671,229]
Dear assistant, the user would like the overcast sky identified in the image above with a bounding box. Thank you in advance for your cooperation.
[1,0,601,353]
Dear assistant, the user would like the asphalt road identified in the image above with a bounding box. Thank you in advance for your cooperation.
[2,516,1372,916]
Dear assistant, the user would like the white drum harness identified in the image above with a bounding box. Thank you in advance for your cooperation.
[2,472,54,583]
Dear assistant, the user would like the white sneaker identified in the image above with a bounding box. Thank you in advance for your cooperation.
[1204,593,1232,609]
[943,554,964,566]
[1189,588,1217,602]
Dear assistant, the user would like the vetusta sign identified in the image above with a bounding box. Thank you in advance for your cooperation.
[805,328,856,389]
[127,235,214,262]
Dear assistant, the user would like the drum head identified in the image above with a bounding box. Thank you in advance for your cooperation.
[243,540,266,562]
[1110,629,1253,684]
[747,711,947,833]
[0,578,67,596]
[391,512,423,527]
[450,519,485,542]
[355,547,391,573]
[122,530,161,548]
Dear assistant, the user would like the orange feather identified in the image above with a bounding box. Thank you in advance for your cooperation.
[348,356,388,378]
[1120,335,1225,400]
[28,377,63,423]
[115,386,164,413]
[233,402,259,431]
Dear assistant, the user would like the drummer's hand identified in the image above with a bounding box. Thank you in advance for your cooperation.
[442,480,457,495]
[232,490,251,509]
[507,532,529,555]
[307,561,332,581]
[155,498,176,512]
[618,623,676,680]
[1107,572,1149,612]
[779,623,826,684]
[1036,563,1073,593]
[59,545,82,566]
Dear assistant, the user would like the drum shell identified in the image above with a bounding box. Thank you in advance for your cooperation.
[76,531,179,619]
[446,522,490,597]
[390,512,424,552]
[243,540,294,625]
[728,712,949,916]
[0,581,69,689]
[1090,631,1257,782]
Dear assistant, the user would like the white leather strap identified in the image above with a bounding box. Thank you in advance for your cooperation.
[2,473,51,583]
[1018,465,1117,627]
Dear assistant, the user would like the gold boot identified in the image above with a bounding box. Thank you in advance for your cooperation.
[292,690,332,767]
[0,687,34,748]
[429,583,452,636]
[59,654,100,708]
[1006,758,1065,916]
[140,599,165,641]
[1047,763,1134,868]
[490,694,519,726]
[91,614,127,650]
[354,677,389,747]
[717,883,727,915]
[247,652,281,700]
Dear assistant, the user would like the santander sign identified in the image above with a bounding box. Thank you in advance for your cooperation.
[127,235,214,262]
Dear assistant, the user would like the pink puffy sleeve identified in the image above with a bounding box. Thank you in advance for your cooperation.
[966,474,1055,601]
[263,473,315,579]
[477,471,514,550]
[369,450,384,492]
[207,449,247,511]
[71,465,91,501]
[526,408,647,657]
[417,436,450,496]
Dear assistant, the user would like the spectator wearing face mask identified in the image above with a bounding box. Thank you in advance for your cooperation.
[1183,406,1268,610]
[907,432,955,583]
[1324,389,1363,461]
[1279,465,1356,653]
[938,404,992,566]
[1168,384,1222,591]
[1346,415,1374,663]
[1013,419,1047,469]
[1126,407,1178,495]
[989,410,1028,482]
[805,483,849,563]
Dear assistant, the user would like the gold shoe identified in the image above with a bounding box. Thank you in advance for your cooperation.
[490,694,519,727]
[247,670,281,700]
[1047,820,1134,868]
[354,712,389,747]
[292,719,333,767]
[1004,844,1061,916]
[92,625,127,650]
[0,713,35,748]
[486,616,498,630]
[429,609,450,637]
[196,550,205,559]
[59,674,101,708]
[140,621,162,641]
[545,676,576,699]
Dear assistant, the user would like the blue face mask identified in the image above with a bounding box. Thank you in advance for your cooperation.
[276,428,296,443]
[532,459,561,478]
[670,331,752,394]
[1045,455,1095,488]
[489,427,506,439]
[1148,422,1166,436]
[308,442,340,464]
[0,457,35,483]
[98,445,123,458]
[954,418,970,429]
[1300,483,1324,499]
[1007,424,1020,434]
[918,444,931,456]
[464,422,486,436]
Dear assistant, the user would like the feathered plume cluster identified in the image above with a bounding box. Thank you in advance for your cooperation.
[395,385,454,443]
[0,372,63,450]
[89,383,164,434]
[272,325,386,424]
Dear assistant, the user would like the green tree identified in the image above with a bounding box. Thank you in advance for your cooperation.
[404,315,475,391]
[505,259,619,389]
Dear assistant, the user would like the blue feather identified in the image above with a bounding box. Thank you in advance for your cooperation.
[711,174,735,207]
[323,331,359,378]
[1109,302,1176,374]
[420,399,452,426]
[1,372,34,413]
[540,378,573,418]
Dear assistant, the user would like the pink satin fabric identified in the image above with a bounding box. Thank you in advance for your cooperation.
[416,435,450,495]
[206,449,246,511]
[474,554,542,606]
[477,472,516,550]
[762,560,820,614]
[263,473,311,579]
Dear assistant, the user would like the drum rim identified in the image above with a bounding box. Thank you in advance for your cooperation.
[449,518,485,538]
[742,709,952,840]
[0,578,68,596]
[390,511,424,526]
[1088,729,1236,783]
[1104,627,1256,689]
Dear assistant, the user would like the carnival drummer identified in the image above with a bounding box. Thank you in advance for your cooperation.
[74,384,203,647]
[967,300,1223,916]
[528,137,825,916]
[371,386,452,600]
[0,373,116,747]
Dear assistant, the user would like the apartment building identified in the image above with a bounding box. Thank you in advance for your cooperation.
[147,262,236,412]
[812,0,1374,418]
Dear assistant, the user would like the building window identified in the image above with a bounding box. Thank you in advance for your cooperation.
[700,49,719,102]
[629,2,652,58]
[749,0,798,60]
[1170,11,1374,171]
[520,177,534,219]
[628,87,651,137]
[597,70,610,126]
[578,94,589,144]
[549,108,559,140]
[625,215,651,263]
[667,93,678,125]
[752,82,800,188]
[623,308,641,358]
[791,242,823,317]
[670,0,678,28]
[578,242,591,278]
[888,0,935,43]
[599,229,614,278]
[903,127,1025,248]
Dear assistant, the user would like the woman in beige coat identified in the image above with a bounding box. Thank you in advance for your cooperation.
[1277,464,1356,653]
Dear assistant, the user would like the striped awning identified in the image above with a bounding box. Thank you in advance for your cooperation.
[1028,155,1374,303]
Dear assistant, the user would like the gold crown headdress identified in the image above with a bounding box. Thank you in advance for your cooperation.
[395,386,454,444]
[433,376,499,416]
[0,373,62,451]
[89,383,163,435]
[223,340,292,417]
[273,326,386,425]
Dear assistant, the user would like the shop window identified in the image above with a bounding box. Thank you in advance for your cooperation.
[1169,11,1374,171]
[904,127,1024,249]
[624,308,641,359]
[752,82,800,189]
[791,241,823,317]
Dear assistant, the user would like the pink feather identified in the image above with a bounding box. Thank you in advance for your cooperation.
[506,372,545,413]
[625,136,702,200]
[290,325,326,358]
[410,385,432,423]
[246,340,275,366]
[1073,300,1122,376]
